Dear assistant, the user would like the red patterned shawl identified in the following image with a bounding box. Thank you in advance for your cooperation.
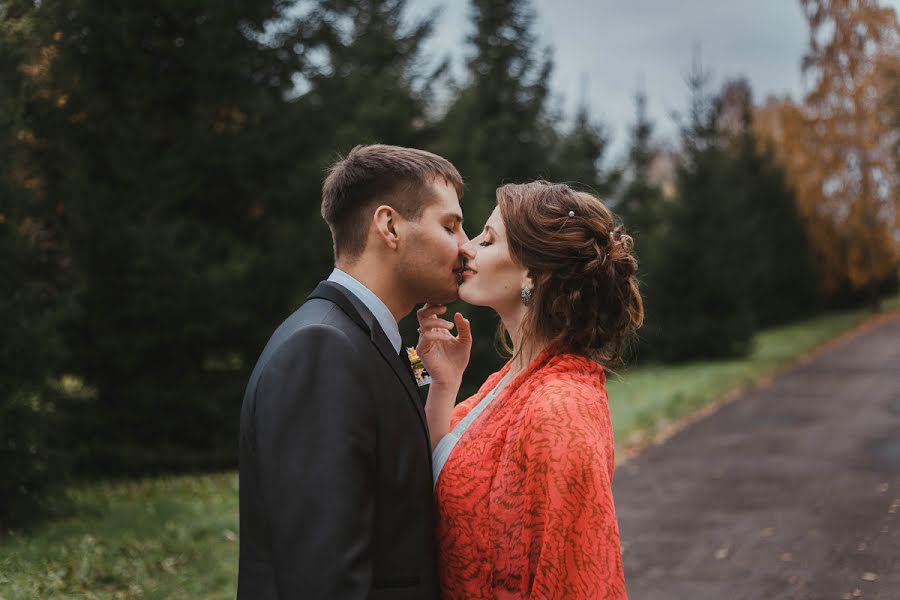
[435,348,627,599]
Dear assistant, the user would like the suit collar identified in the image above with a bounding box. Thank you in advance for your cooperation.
[326,268,402,354]
[310,280,374,334]
[307,281,430,446]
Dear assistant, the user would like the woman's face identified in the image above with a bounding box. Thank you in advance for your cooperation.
[458,207,530,311]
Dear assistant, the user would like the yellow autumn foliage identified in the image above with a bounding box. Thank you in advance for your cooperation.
[755,0,899,295]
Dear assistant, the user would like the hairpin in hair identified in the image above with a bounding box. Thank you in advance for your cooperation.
[557,208,576,234]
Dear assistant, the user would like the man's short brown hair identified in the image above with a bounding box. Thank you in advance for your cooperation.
[321,144,464,262]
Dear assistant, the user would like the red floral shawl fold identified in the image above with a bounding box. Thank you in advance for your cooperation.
[435,348,627,600]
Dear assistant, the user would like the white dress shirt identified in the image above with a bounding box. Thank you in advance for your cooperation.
[327,268,403,354]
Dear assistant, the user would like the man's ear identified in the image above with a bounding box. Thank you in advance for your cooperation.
[373,205,400,250]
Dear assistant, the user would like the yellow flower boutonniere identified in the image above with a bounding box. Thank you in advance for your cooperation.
[406,347,431,387]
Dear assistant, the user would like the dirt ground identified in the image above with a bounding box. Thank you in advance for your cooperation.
[614,314,900,600]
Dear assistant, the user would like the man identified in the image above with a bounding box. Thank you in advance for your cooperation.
[237,144,467,599]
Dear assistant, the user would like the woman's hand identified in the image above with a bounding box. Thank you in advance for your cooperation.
[415,303,472,386]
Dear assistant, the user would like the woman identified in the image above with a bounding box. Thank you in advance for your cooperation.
[417,181,643,599]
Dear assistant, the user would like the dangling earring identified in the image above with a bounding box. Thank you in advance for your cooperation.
[521,285,533,306]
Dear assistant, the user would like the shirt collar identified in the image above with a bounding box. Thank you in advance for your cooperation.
[327,268,403,354]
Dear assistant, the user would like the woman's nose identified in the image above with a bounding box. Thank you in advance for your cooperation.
[459,238,476,259]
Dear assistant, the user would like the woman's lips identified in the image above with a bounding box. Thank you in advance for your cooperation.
[455,267,475,285]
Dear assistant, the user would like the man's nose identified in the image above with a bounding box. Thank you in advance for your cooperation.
[456,228,470,248]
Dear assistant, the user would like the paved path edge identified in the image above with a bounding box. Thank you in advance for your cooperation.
[619,305,900,465]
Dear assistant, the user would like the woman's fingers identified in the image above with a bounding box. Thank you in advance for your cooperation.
[416,306,469,358]
[419,327,454,341]
[417,303,455,334]
[417,319,454,333]
[454,313,472,344]
[418,329,455,349]
[417,303,447,323]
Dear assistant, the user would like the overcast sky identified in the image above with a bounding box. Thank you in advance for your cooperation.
[409,0,900,162]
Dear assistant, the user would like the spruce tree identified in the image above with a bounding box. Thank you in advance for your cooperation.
[437,0,555,225]
[285,0,447,302]
[617,84,666,362]
[0,1,71,523]
[618,84,664,239]
[721,79,818,326]
[435,0,559,395]
[306,0,442,150]
[550,93,619,197]
[647,56,756,361]
[22,0,317,473]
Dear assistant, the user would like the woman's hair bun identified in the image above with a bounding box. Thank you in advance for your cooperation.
[497,182,644,365]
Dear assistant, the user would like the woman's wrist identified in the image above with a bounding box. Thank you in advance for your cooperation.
[428,377,462,393]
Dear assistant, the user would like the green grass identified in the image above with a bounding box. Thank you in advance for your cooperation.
[0,474,239,599]
[1,294,897,599]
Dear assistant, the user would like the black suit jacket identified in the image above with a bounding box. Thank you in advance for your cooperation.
[237,281,438,600]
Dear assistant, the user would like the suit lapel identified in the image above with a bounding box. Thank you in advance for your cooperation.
[307,281,430,445]
[369,324,426,422]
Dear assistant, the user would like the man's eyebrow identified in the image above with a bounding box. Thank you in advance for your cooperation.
[444,213,463,224]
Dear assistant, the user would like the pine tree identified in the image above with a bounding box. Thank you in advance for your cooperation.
[434,0,560,395]
[618,83,664,239]
[550,90,619,197]
[21,0,318,474]
[305,0,442,149]
[283,0,447,301]
[615,83,666,362]
[719,79,819,326]
[0,0,70,524]
[647,55,757,361]
[437,0,555,226]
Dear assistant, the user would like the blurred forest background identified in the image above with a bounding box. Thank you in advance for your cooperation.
[1,0,898,530]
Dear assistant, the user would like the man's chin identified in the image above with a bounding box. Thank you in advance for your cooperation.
[419,278,459,304]
[428,288,460,305]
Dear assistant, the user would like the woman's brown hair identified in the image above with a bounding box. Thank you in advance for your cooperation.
[496,181,644,366]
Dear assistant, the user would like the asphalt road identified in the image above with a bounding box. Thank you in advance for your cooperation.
[614,314,900,600]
